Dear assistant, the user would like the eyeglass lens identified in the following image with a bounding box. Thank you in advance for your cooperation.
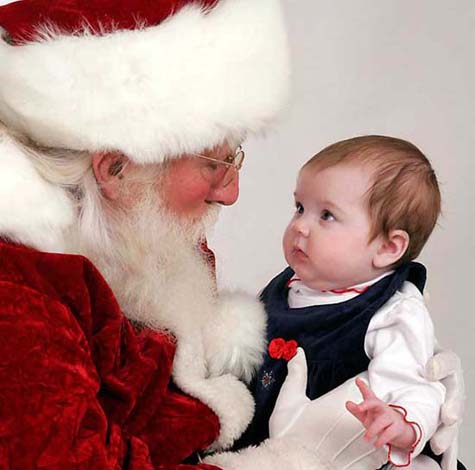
[200,148,244,187]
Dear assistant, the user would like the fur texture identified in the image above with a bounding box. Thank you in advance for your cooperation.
[204,436,336,470]
[0,0,290,162]
[206,290,267,384]
[0,130,74,252]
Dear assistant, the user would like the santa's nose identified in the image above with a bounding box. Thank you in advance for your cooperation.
[206,173,240,206]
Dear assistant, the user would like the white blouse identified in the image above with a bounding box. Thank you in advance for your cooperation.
[287,273,445,464]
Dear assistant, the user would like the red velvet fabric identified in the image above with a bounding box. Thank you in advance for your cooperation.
[0,0,218,44]
[0,239,221,470]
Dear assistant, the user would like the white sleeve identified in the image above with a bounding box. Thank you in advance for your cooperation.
[364,283,445,466]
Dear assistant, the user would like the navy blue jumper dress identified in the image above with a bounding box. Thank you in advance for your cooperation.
[235,262,426,449]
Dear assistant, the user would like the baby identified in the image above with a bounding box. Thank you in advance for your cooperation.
[239,135,445,468]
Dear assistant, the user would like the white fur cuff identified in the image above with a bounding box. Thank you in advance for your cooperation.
[204,437,336,470]
[205,291,267,384]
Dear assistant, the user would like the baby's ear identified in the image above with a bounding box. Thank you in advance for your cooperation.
[372,230,409,269]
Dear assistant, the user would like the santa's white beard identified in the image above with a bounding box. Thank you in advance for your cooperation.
[69,187,221,336]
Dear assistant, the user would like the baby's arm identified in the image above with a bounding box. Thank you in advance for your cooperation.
[364,284,445,464]
[346,378,420,454]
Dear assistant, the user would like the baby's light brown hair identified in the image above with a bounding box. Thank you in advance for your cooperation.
[303,135,441,265]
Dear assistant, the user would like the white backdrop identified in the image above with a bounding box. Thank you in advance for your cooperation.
[209,1,475,466]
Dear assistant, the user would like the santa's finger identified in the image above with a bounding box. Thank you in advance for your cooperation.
[440,439,458,470]
[430,423,458,455]
[425,350,461,382]
[440,372,464,425]
[279,347,309,399]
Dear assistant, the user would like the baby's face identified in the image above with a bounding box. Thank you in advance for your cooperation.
[283,163,384,291]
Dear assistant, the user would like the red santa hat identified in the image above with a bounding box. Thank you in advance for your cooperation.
[0,0,290,163]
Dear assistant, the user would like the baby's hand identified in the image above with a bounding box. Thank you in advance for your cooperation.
[345,378,418,451]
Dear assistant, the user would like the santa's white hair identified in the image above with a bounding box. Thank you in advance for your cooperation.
[15,132,222,335]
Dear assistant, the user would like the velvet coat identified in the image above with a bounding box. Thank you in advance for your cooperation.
[0,239,222,470]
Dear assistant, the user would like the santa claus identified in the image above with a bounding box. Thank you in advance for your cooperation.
[0,0,464,469]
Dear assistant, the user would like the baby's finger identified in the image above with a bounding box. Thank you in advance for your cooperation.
[364,414,393,440]
[355,378,377,401]
[363,413,374,429]
[355,397,385,414]
[346,400,366,423]
[374,423,398,448]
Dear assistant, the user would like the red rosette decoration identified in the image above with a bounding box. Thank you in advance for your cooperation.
[282,339,298,361]
[268,338,285,359]
[268,338,298,361]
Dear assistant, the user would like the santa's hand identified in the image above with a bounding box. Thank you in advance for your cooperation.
[269,348,387,470]
[268,347,310,437]
[425,347,464,470]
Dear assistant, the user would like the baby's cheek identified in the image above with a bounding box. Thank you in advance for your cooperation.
[282,228,292,255]
[313,237,339,258]
[282,244,294,268]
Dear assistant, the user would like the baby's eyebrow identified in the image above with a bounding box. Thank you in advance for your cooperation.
[321,199,346,214]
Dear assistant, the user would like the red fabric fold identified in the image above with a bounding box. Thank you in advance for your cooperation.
[0,240,221,469]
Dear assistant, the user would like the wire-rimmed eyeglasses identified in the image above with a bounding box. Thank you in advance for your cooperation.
[192,146,245,188]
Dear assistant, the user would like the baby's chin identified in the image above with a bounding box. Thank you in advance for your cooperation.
[290,267,359,292]
[287,267,325,291]
[286,252,364,291]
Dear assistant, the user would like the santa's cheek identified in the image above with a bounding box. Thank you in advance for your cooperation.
[170,183,211,215]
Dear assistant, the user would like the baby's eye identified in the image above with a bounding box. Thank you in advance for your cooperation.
[295,202,304,214]
[320,209,335,221]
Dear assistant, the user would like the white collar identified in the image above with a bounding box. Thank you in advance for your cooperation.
[287,271,394,309]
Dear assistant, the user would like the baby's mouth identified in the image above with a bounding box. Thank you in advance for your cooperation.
[292,246,307,258]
